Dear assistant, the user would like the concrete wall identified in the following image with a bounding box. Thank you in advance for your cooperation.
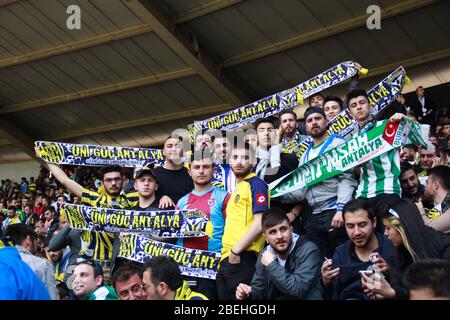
[0,161,41,182]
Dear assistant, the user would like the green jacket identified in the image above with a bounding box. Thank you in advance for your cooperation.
[85,285,118,300]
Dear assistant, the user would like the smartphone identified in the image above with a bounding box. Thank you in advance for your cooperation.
[359,270,375,275]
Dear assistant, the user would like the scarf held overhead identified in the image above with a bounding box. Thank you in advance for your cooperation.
[35,141,164,167]
[294,66,408,158]
[187,61,363,141]
[270,118,426,201]
[64,204,208,238]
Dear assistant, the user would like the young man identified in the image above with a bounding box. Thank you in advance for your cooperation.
[112,164,166,273]
[23,204,37,227]
[255,118,300,224]
[32,194,46,219]
[5,223,57,299]
[308,92,325,107]
[323,96,343,122]
[44,238,70,283]
[156,136,194,209]
[255,117,298,184]
[38,148,143,284]
[212,133,236,193]
[194,131,213,151]
[132,165,159,211]
[36,148,138,262]
[403,259,450,300]
[236,208,322,300]
[347,89,403,225]
[42,206,59,238]
[2,207,20,232]
[400,144,419,166]
[112,262,147,301]
[176,151,230,299]
[292,106,356,258]
[321,199,393,300]
[278,110,307,159]
[142,256,207,300]
[399,164,426,202]
[216,142,269,300]
[417,165,450,234]
[72,260,118,300]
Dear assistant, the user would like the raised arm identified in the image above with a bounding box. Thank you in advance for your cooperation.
[35,147,83,197]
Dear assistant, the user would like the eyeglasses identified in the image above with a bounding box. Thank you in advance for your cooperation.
[103,177,122,184]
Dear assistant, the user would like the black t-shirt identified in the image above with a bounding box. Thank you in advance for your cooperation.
[155,166,194,205]
[131,199,159,211]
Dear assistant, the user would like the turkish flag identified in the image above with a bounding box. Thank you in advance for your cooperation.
[382,121,399,145]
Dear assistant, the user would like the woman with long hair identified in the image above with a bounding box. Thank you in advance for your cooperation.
[361,199,450,299]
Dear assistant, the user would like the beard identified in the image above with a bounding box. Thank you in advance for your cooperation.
[232,165,253,178]
[309,127,327,138]
[353,232,372,248]
[284,127,296,138]
[272,238,292,255]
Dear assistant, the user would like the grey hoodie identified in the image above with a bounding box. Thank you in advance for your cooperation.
[299,134,357,214]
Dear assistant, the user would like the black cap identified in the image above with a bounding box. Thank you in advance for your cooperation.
[304,106,326,121]
[133,166,157,180]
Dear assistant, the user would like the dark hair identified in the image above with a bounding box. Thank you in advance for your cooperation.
[261,208,290,232]
[56,282,70,300]
[44,206,56,215]
[383,199,443,262]
[5,223,36,245]
[279,110,297,121]
[400,163,418,179]
[75,260,104,282]
[342,198,376,222]
[101,165,122,180]
[308,92,324,106]
[56,194,68,201]
[324,95,343,110]
[143,256,183,291]
[112,262,144,289]
[403,259,450,298]
[304,106,326,121]
[403,144,419,152]
[255,117,276,130]
[428,165,450,191]
[346,89,369,106]
[163,135,183,146]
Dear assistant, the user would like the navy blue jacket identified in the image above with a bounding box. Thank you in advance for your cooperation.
[326,233,394,300]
